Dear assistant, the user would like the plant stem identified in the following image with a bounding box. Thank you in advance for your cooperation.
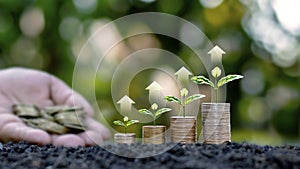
[215,89,218,103]
[124,126,127,134]
[153,117,156,125]
[214,77,218,103]
[183,95,186,117]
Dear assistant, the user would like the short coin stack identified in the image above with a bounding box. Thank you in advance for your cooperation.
[13,104,86,134]
[114,133,136,144]
[171,116,196,143]
[142,125,166,144]
[201,103,230,144]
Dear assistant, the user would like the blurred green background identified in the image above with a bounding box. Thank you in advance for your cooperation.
[0,0,299,145]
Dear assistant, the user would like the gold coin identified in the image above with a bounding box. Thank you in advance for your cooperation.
[142,125,166,144]
[114,133,136,144]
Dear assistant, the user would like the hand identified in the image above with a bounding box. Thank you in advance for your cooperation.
[0,67,110,146]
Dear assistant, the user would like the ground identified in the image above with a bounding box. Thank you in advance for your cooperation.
[0,141,300,169]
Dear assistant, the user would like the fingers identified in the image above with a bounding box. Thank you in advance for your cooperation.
[0,114,51,145]
[51,118,111,147]
[78,131,104,146]
[0,121,51,145]
[0,114,110,146]
[85,118,111,140]
[51,134,85,147]
[0,114,22,129]
[50,75,94,116]
[64,118,111,146]
[77,118,111,146]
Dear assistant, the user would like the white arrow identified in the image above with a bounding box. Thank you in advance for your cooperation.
[146,81,165,106]
[146,81,163,91]
[175,66,193,85]
[208,45,226,62]
[117,95,135,114]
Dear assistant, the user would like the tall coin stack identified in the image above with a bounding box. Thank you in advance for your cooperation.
[201,103,230,144]
[171,116,196,143]
[142,125,166,144]
[114,133,136,144]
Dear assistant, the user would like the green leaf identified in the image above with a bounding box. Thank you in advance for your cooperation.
[217,74,243,88]
[113,120,125,127]
[126,120,139,127]
[155,108,172,117]
[138,109,154,118]
[191,76,215,88]
[164,96,182,105]
[184,94,206,105]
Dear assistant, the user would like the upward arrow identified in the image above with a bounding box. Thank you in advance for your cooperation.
[117,95,135,114]
[146,81,165,107]
[146,81,163,92]
[208,45,226,61]
[175,66,193,85]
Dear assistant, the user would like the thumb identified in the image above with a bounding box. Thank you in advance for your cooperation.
[49,75,94,116]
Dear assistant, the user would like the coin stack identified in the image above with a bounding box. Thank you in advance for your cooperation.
[142,125,166,144]
[13,104,86,134]
[201,103,230,144]
[171,116,196,143]
[114,133,136,144]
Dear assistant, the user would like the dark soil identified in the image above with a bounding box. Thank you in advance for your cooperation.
[1,141,300,169]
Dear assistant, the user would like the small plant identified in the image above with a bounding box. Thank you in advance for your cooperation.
[165,88,205,117]
[113,116,139,134]
[191,66,243,103]
[138,103,172,125]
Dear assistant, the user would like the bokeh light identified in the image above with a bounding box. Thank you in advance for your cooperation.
[0,0,299,145]
[242,0,300,68]
[241,69,265,95]
[199,0,223,8]
[273,0,300,36]
[19,7,45,38]
[73,0,97,14]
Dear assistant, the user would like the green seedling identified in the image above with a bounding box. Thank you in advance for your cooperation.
[165,88,205,117]
[113,116,139,134]
[191,66,243,103]
[138,103,172,125]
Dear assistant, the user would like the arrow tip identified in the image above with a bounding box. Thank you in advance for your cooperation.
[117,95,135,104]
[174,66,193,76]
[208,45,226,55]
[145,81,163,91]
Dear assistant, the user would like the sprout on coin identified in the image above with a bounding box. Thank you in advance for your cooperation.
[138,103,172,125]
[165,88,205,117]
[191,66,243,103]
[113,116,139,134]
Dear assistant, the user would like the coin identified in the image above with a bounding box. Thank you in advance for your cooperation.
[171,116,196,143]
[12,104,40,117]
[54,111,85,125]
[142,125,166,144]
[63,123,85,131]
[43,105,83,115]
[201,103,231,144]
[22,118,68,134]
[39,110,55,121]
[13,104,87,135]
[114,133,136,144]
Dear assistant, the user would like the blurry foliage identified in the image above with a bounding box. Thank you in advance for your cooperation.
[0,0,299,145]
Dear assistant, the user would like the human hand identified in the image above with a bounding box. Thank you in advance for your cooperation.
[0,67,110,146]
